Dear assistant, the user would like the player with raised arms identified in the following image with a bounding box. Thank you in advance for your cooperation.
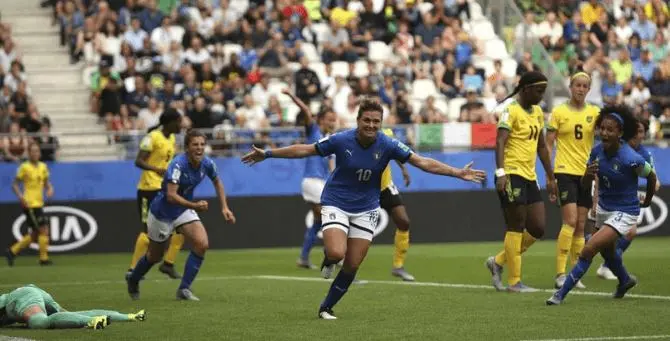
[281,89,337,269]
[1,284,145,330]
[546,109,657,305]
[126,130,236,301]
[127,109,185,280]
[546,72,600,289]
[242,98,486,319]
[485,71,558,292]
[5,143,54,266]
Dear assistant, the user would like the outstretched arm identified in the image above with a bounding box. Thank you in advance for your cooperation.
[407,154,486,183]
[242,144,319,165]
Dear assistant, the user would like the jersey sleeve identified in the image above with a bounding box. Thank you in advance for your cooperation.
[547,107,560,131]
[389,137,414,163]
[497,106,514,130]
[139,133,154,152]
[628,150,652,177]
[314,133,339,157]
[205,158,219,181]
[166,160,181,184]
[15,164,25,181]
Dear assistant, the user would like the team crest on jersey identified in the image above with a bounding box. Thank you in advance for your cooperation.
[613,163,620,172]
[586,116,593,123]
[373,152,380,160]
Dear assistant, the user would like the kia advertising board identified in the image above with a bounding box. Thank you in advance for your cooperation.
[2,188,669,254]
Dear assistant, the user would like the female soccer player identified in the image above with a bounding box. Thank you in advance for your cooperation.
[127,130,236,301]
[485,71,558,293]
[242,98,486,319]
[281,89,337,269]
[1,284,145,330]
[5,143,54,266]
[595,113,661,280]
[546,72,600,289]
[546,109,657,305]
[128,109,185,280]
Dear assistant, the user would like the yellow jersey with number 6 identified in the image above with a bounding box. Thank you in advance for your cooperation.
[547,103,600,176]
[16,161,49,208]
[497,100,545,181]
[380,128,395,190]
[137,130,176,191]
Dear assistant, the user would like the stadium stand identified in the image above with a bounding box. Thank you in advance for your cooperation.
[0,0,668,161]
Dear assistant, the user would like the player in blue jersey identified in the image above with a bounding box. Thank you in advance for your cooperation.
[242,98,486,319]
[546,109,657,305]
[282,90,337,269]
[595,113,661,280]
[126,130,236,301]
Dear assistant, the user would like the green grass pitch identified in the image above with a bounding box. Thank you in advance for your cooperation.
[1,238,669,341]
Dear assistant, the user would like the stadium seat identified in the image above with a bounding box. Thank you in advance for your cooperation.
[368,41,392,63]
[469,1,485,20]
[300,42,320,63]
[311,23,329,44]
[482,98,498,112]
[330,61,349,78]
[483,39,509,60]
[469,20,496,41]
[309,100,321,115]
[223,44,243,65]
[411,79,439,101]
[287,62,301,72]
[353,60,369,77]
[284,103,301,123]
[501,58,518,79]
[447,97,467,121]
[309,62,327,84]
[417,2,434,14]
[434,97,449,118]
[473,58,495,77]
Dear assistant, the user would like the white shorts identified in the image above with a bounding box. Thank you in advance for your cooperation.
[320,206,382,241]
[595,205,638,236]
[147,209,200,243]
[301,178,326,204]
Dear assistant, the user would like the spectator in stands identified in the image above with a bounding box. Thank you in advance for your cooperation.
[347,18,373,57]
[321,20,357,64]
[0,40,18,74]
[124,17,148,52]
[151,17,175,55]
[649,32,668,63]
[538,11,563,46]
[649,68,670,116]
[419,95,445,123]
[516,51,540,83]
[589,12,610,48]
[454,32,473,69]
[294,57,321,104]
[436,53,460,99]
[630,8,657,42]
[184,37,211,74]
[188,96,215,129]
[59,0,84,48]
[10,82,30,117]
[563,11,586,44]
[250,73,271,109]
[359,0,387,42]
[138,98,163,129]
[462,65,484,95]
[634,48,657,82]
[3,122,27,162]
[626,77,651,108]
[97,19,122,59]
[126,76,151,117]
[4,61,26,93]
[615,0,637,22]
[602,69,624,105]
[581,0,606,27]
[20,104,42,134]
[36,118,58,162]
[487,59,507,92]
[459,89,488,123]
[266,95,286,127]
[390,90,413,124]
[336,91,358,128]
[610,48,634,85]
[393,21,414,60]
[74,18,100,65]
[236,94,266,129]
[91,58,122,122]
[138,0,164,33]
[614,16,634,45]
[514,10,539,53]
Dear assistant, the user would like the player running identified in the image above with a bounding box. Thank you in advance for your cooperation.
[546,72,600,289]
[485,71,558,293]
[546,109,657,305]
[5,143,54,266]
[595,112,661,280]
[380,128,415,281]
[1,284,145,330]
[282,89,337,269]
[127,130,236,301]
[242,98,485,320]
[128,109,184,280]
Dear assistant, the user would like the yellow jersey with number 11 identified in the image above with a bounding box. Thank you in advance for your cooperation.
[497,100,545,181]
[137,130,176,191]
[547,103,600,176]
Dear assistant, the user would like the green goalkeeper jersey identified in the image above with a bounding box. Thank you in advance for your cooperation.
[0,285,62,326]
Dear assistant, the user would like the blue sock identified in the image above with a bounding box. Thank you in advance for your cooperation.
[179,252,204,290]
[300,223,321,261]
[616,238,632,258]
[130,255,155,283]
[557,257,592,299]
[320,270,356,310]
[602,250,631,284]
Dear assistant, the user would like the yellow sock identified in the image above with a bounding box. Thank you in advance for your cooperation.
[494,230,536,266]
[504,231,523,286]
[164,233,185,265]
[10,235,33,255]
[569,235,585,268]
[556,224,575,275]
[392,229,410,269]
[38,235,49,261]
[129,233,150,269]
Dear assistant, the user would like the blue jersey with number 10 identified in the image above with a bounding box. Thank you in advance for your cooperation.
[315,129,413,213]
[303,122,329,180]
[588,142,652,216]
[150,153,219,221]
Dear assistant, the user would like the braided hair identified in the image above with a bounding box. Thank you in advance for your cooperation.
[147,108,181,133]
[499,71,548,104]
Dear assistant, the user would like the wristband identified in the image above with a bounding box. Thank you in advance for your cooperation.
[264,150,273,158]
[495,168,506,177]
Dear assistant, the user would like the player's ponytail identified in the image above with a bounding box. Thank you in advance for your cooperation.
[147,108,181,133]
[499,71,548,104]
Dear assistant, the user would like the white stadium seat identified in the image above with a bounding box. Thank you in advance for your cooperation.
[300,43,320,63]
[411,79,439,100]
[354,60,369,77]
[368,41,392,63]
[330,61,349,78]
[501,58,518,79]
[447,97,467,121]
[434,97,449,118]
[469,1,484,20]
[311,23,329,44]
[470,20,496,41]
[483,39,509,60]
[309,62,327,84]
[417,2,434,15]
[223,44,242,65]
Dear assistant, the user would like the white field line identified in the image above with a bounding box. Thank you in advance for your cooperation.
[520,335,670,341]
[0,336,39,341]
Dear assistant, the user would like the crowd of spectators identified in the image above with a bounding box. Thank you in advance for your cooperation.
[0,17,59,162]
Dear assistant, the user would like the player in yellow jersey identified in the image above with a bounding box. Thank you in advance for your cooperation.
[5,143,54,266]
[546,72,600,289]
[380,128,414,281]
[127,109,184,279]
[485,71,557,292]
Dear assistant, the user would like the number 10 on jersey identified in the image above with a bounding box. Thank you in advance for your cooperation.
[356,169,372,181]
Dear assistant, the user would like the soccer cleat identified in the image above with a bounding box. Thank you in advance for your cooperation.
[391,267,415,282]
[5,249,15,267]
[159,263,182,279]
[546,292,563,305]
[554,274,566,289]
[296,258,318,270]
[485,256,505,291]
[176,288,200,301]
[125,269,145,281]
[130,309,146,322]
[597,264,618,280]
[613,275,637,299]
[318,307,337,320]
[507,282,539,293]
[39,260,53,266]
[575,280,587,289]
[126,273,140,300]
[320,257,336,279]
[88,316,108,330]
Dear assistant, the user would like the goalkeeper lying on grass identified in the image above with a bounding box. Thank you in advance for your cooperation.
[0,284,145,330]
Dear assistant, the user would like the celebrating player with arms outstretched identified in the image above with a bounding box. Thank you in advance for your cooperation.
[5,143,54,266]
[546,72,600,289]
[546,109,656,305]
[486,71,558,292]
[127,130,236,301]
[242,98,485,319]
[128,109,185,280]
[1,284,145,330]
